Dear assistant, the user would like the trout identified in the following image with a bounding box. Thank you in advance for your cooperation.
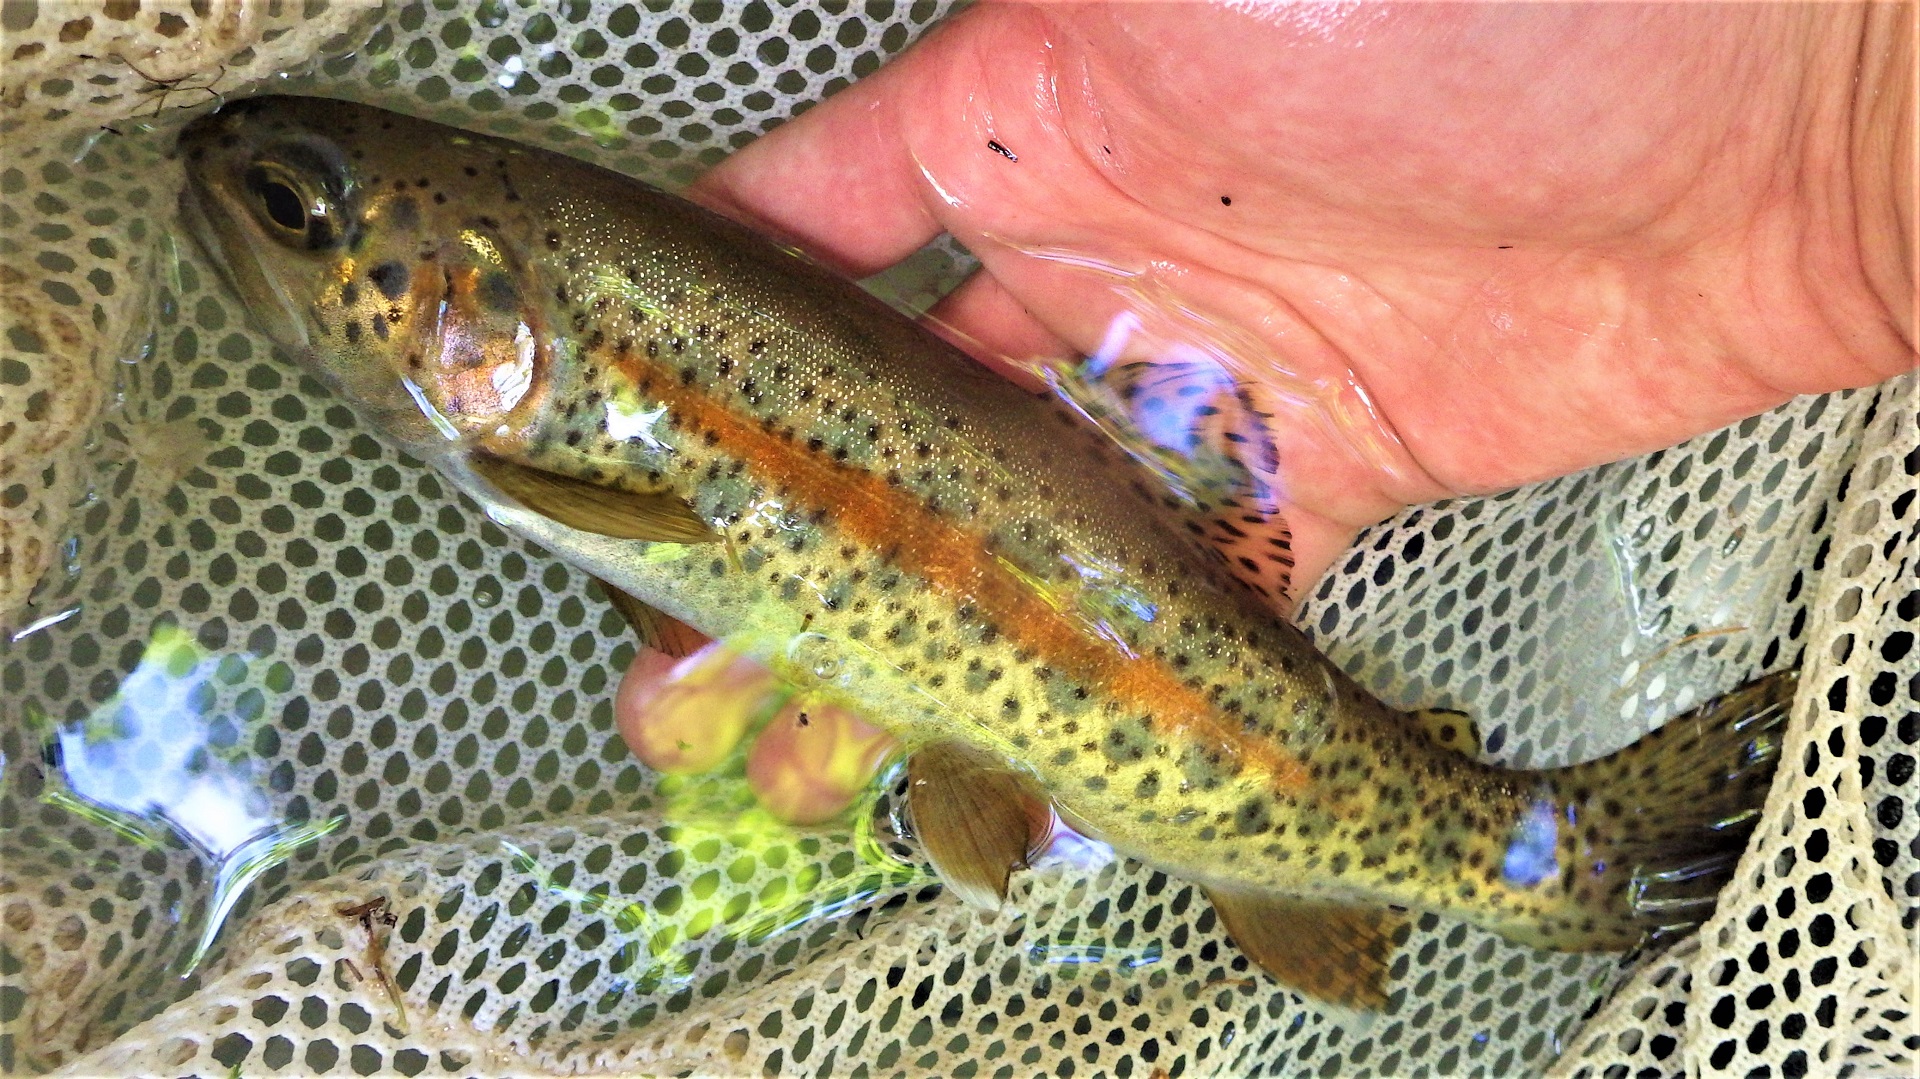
[178,96,1788,1007]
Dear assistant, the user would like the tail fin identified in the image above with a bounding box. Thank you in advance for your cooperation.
[1515,670,1795,951]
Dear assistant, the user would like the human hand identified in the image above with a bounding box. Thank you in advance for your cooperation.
[616,642,894,825]
[619,2,1914,799]
[694,1,1913,594]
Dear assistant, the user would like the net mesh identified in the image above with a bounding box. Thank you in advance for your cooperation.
[0,3,1912,1077]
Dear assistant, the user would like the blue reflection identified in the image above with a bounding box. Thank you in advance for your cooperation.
[51,624,277,854]
[42,622,340,972]
[1501,799,1560,887]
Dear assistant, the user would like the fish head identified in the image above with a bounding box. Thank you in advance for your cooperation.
[179,96,554,455]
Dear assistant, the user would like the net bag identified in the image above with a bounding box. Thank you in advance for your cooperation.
[1,4,1912,1076]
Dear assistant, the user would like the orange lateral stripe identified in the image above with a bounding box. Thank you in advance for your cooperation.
[608,355,1308,792]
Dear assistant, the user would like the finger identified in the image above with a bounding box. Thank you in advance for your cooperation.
[690,13,994,276]
[614,642,781,774]
[746,700,896,825]
[920,270,1077,388]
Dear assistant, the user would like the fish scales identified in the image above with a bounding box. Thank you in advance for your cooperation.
[179,97,1789,1001]
[418,124,1536,919]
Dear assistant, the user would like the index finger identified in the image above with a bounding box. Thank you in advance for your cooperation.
[690,15,980,277]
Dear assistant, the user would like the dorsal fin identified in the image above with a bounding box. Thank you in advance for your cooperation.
[1205,888,1405,1009]
[469,453,719,543]
[1046,347,1292,605]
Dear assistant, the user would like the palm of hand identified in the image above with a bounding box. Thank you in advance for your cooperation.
[702,3,1905,594]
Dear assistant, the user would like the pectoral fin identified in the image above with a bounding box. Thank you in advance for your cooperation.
[1204,889,1406,1009]
[470,454,719,543]
[596,578,708,658]
[907,742,1048,910]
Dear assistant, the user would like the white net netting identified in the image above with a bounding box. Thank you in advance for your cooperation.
[0,3,1913,1077]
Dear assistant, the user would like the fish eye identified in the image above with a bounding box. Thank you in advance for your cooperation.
[243,161,339,250]
[258,178,306,231]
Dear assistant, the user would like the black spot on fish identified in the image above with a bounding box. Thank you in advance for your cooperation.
[341,282,360,306]
[369,261,410,301]
[343,320,362,345]
[545,230,562,249]
[371,313,389,341]
[388,196,420,230]
[476,272,517,313]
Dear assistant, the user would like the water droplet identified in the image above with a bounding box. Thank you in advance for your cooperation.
[137,331,157,362]
[473,583,501,608]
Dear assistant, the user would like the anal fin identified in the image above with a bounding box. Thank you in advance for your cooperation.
[1205,889,1405,1009]
[470,453,719,543]
[596,578,708,658]
[907,742,1049,910]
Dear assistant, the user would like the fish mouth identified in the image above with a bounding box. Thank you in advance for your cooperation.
[176,148,312,355]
